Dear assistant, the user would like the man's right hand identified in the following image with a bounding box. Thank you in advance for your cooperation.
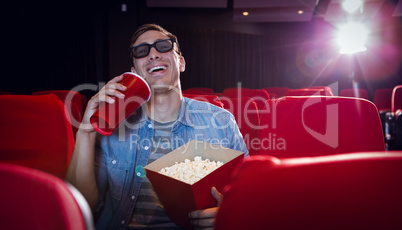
[79,74,128,133]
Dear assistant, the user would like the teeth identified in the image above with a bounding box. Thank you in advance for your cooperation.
[148,66,167,73]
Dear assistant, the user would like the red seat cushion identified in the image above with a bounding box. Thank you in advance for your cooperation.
[220,96,260,155]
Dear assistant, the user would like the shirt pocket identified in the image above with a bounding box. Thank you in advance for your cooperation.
[106,157,131,201]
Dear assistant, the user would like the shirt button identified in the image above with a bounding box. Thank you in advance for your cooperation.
[121,220,125,225]
[144,146,149,150]
[148,124,153,128]
[112,160,117,164]
[131,195,135,200]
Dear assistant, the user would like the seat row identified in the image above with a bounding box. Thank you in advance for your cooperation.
[185,94,386,156]
[183,85,396,103]
[2,147,401,229]
[0,90,87,139]
[0,90,399,229]
[185,85,402,148]
[0,88,390,173]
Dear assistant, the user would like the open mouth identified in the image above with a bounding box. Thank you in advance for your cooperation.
[148,65,167,74]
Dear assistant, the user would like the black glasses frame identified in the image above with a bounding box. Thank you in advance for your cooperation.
[129,38,179,59]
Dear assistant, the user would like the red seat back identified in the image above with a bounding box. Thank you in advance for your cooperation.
[223,88,270,113]
[183,94,224,108]
[182,87,214,95]
[0,95,75,178]
[223,88,270,99]
[258,96,385,157]
[305,86,334,96]
[0,91,11,95]
[339,88,369,99]
[220,96,260,155]
[264,87,289,98]
[286,88,333,96]
[33,90,84,137]
[374,88,393,112]
[216,152,402,230]
[392,85,402,113]
[0,163,94,230]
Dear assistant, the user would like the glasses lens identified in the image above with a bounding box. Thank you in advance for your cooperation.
[155,39,174,53]
[133,44,150,58]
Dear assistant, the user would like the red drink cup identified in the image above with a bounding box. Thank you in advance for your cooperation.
[90,72,151,136]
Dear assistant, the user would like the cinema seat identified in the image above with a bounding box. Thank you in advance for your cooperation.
[374,88,393,112]
[264,87,289,98]
[183,94,224,108]
[305,86,334,96]
[33,90,84,115]
[0,163,94,230]
[220,96,260,155]
[286,88,333,96]
[267,93,278,99]
[0,91,11,95]
[222,88,270,114]
[389,85,402,149]
[0,94,75,178]
[182,87,214,95]
[339,88,369,99]
[223,88,269,99]
[392,85,402,113]
[215,152,402,230]
[33,90,84,137]
[258,96,385,158]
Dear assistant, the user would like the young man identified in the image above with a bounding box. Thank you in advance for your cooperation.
[66,24,248,230]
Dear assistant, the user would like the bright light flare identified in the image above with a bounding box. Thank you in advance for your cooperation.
[342,0,363,14]
[337,22,368,54]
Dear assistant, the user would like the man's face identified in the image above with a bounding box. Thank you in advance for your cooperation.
[131,30,185,95]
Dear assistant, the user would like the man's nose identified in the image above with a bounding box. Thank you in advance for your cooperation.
[148,47,161,61]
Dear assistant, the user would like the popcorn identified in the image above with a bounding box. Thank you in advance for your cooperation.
[159,156,224,184]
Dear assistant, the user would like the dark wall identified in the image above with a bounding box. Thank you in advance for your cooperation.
[3,0,402,100]
[4,1,106,97]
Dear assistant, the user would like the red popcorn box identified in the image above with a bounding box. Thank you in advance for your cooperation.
[144,140,245,229]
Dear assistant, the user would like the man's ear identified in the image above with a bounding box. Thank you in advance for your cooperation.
[179,56,186,72]
[131,67,138,74]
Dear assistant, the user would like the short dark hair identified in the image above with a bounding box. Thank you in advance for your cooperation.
[128,23,181,63]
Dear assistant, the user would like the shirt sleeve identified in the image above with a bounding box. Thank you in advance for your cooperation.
[93,134,109,217]
[227,112,250,157]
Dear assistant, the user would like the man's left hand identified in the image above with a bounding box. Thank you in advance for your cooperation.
[188,187,223,230]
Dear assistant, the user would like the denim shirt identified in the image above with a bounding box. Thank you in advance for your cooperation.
[94,97,249,230]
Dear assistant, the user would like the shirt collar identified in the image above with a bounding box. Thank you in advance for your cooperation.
[175,97,196,128]
[128,97,196,128]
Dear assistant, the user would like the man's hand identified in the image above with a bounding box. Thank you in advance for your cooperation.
[79,74,127,133]
[188,187,223,230]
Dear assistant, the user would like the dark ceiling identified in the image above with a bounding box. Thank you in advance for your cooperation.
[146,0,401,23]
